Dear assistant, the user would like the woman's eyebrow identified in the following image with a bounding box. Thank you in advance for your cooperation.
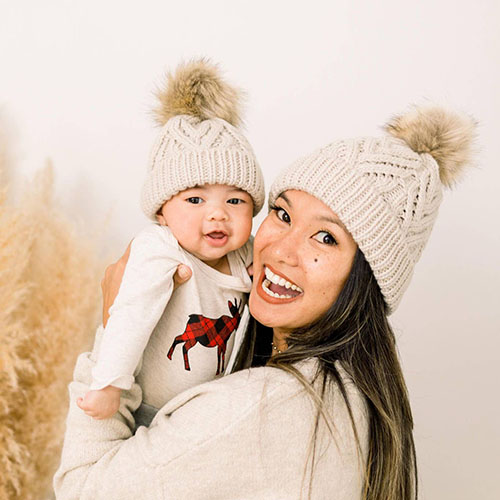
[317,215,348,232]
[278,193,347,231]
[277,193,291,205]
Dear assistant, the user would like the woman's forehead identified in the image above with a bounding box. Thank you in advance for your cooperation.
[277,190,348,232]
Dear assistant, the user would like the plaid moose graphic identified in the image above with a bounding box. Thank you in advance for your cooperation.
[167,299,241,375]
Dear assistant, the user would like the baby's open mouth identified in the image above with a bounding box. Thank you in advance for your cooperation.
[206,231,227,239]
[204,231,229,247]
[261,266,303,299]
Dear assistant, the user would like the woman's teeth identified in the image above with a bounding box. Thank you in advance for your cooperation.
[265,267,302,291]
[262,267,303,299]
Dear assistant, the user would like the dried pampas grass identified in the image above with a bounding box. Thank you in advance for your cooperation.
[0,165,102,499]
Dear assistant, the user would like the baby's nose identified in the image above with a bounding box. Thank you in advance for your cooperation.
[207,206,229,221]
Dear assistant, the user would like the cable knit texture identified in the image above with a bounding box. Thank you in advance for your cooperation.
[269,106,476,312]
[141,60,265,219]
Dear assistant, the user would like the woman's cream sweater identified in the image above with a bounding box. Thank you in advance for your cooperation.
[54,345,368,499]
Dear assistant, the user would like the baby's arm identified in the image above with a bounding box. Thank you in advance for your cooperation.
[237,236,254,280]
[81,226,184,419]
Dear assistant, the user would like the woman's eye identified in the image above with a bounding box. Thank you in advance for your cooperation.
[275,207,291,224]
[313,231,337,246]
[227,198,244,205]
[187,197,203,204]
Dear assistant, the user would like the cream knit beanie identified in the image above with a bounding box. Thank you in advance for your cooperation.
[141,59,265,219]
[269,106,476,313]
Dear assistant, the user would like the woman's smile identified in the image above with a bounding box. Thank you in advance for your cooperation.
[257,265,304,302]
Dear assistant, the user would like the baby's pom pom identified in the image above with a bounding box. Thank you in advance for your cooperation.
[153,58,242,127]
[385,105,476,187]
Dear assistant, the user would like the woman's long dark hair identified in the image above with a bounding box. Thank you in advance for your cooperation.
[233,248,417,500]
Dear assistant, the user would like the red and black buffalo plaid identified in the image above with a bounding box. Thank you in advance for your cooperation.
[167,299,241,375]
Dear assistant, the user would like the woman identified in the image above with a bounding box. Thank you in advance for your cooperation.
[54,105,475,500]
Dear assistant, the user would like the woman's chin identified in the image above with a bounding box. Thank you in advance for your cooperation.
[249,291,295,329]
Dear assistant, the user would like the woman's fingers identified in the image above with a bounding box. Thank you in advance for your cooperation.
[102,241,133,327]
[100,242,132,291]
[102,242,191,327]
[173,264,192,290]
[101,242,191,327]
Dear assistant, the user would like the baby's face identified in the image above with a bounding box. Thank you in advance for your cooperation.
[157,184,253,267]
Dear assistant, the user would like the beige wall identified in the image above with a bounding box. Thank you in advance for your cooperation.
[2,1,499,498]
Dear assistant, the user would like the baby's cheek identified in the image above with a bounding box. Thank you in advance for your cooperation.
[241,216,253,239]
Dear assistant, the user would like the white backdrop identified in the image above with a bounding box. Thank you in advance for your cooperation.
[1,1,499,498]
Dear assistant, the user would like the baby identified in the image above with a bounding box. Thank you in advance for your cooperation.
[77,60,264,422]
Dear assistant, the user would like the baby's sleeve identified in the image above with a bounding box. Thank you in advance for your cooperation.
[91,225,185,391]
[237,235,254,268]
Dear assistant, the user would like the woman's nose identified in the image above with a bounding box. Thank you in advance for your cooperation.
[269,231,300,267]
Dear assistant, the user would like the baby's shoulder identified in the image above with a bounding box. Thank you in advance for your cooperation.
[133,224,181,249]
[232,235,253,267]
[128,225,186,265]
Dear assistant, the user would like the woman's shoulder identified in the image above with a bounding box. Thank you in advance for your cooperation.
[141,357,368,493]
[155,358,366,428]
[157,362,307,416]
[58,351,368,498]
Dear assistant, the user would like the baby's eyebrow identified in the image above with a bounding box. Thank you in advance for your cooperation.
[189,186,246,193]
[227,189,252,198]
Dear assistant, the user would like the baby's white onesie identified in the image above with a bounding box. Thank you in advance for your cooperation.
[91,224,252,413]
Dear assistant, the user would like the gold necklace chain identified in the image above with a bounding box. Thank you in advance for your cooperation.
[271,341,283,354]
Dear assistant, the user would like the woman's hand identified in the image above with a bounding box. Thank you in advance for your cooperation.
[101,241,192,327]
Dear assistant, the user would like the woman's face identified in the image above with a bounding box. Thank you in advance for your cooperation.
[249,190,357,336]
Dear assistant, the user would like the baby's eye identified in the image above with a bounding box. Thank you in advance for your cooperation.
[275,207,291,224]
[227,198,244,205]
[187,197,203,204]
[312,231,337,246]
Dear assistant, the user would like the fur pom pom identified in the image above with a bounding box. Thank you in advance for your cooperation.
[385,105,476,187]
[153,58,242,127]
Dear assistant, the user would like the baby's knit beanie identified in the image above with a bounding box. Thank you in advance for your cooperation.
[141,59,265,219]
[269,106,476,313]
